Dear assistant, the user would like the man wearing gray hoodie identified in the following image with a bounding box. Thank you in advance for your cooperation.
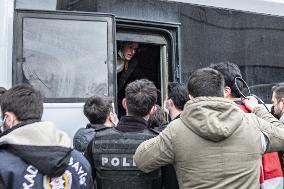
[134,67,284,189]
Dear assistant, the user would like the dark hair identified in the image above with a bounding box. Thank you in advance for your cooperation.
[118,41,139,51]
[209,61,242,98]
[84,96,112,124]
[168,82,189,110]
[187,67,224,97]
[0,84,43,121]
[125,79,157,117]
[0,87,7,96]
[148,105,167,128]
[272,85,284,103]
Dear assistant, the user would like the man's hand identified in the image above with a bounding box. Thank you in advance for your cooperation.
[243,96,259,111]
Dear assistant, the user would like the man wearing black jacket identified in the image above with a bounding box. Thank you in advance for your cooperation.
[85,79,161,189]
[73,96,116,153]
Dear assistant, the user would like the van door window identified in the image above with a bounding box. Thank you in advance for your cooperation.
[14,10,115,102]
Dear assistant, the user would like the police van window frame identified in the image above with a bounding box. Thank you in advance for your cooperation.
[13,9,116,103]
[115,18,181,106]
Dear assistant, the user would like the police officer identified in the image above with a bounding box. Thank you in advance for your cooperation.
[85,79,161,189]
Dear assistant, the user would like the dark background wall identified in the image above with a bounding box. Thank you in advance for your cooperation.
[57,0,284,102]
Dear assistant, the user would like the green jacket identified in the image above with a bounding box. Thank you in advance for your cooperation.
[134,97,284,189]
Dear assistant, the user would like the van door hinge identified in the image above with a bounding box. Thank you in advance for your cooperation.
[175,65,180,80]
[17,57,26,63]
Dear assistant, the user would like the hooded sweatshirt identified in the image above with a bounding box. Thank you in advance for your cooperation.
[134,97,284,189]
[0,121,94,189]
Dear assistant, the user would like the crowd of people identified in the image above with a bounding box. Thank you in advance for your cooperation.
[1,61,284,189]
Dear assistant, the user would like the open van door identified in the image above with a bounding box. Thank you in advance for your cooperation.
[13,10,116,137]
[116,18,180,111]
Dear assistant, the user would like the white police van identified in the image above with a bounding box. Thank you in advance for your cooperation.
[1,0,283,137]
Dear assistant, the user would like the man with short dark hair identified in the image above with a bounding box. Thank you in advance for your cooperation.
[0,87,6,96]
[134,67,284,188]
[73,96,117,152]
[0,84,94,189]
[211,62,284,188]
[209,61,242,98]
[161,82,189,189]
[86,79,161,189]
[148,105,167,130]
[271,85,284,178]
[164,82,188,121]
[272,85,284,121]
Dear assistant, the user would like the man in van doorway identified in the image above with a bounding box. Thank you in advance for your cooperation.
[117,41,140,118]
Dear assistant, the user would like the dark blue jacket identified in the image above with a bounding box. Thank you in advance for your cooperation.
[73,123,108,153]
[0,121,94,189]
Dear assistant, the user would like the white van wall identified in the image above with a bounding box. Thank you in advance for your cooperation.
[43,103,88,140]
[0,0,13,88]
[0,0,88,140]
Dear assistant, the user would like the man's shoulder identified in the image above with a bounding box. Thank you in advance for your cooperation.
[68,150,92,171]
[73,128,96,152]
[0,149,28,169]
[0,149,20,159]
[162,118,187,136]
[168,118,184,128]
[74,127,95,137]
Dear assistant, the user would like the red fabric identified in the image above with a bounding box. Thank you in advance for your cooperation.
[261,153,283,181]
[236,104,250,113]
[236,103,283,187]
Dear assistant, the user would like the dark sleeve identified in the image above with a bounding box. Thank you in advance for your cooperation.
[84,138,96,179]
[73,128,96,152]
[0,176,7,189]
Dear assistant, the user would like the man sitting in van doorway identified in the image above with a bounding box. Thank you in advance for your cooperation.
[117,41,140,118]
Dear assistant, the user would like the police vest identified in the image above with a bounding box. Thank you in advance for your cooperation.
[92,128,161,189]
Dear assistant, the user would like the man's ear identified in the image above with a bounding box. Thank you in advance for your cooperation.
[168,99,174,107]
[3,112,19,129]
[224,86,232,98]
[122,98,127,110]
[149,105,157,116]
[280,98,284,105]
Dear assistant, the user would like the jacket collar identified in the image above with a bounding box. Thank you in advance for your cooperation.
[280,114,284,123]
[115,116,148,132]
[0,121,72,177]
[86,123,107,130]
